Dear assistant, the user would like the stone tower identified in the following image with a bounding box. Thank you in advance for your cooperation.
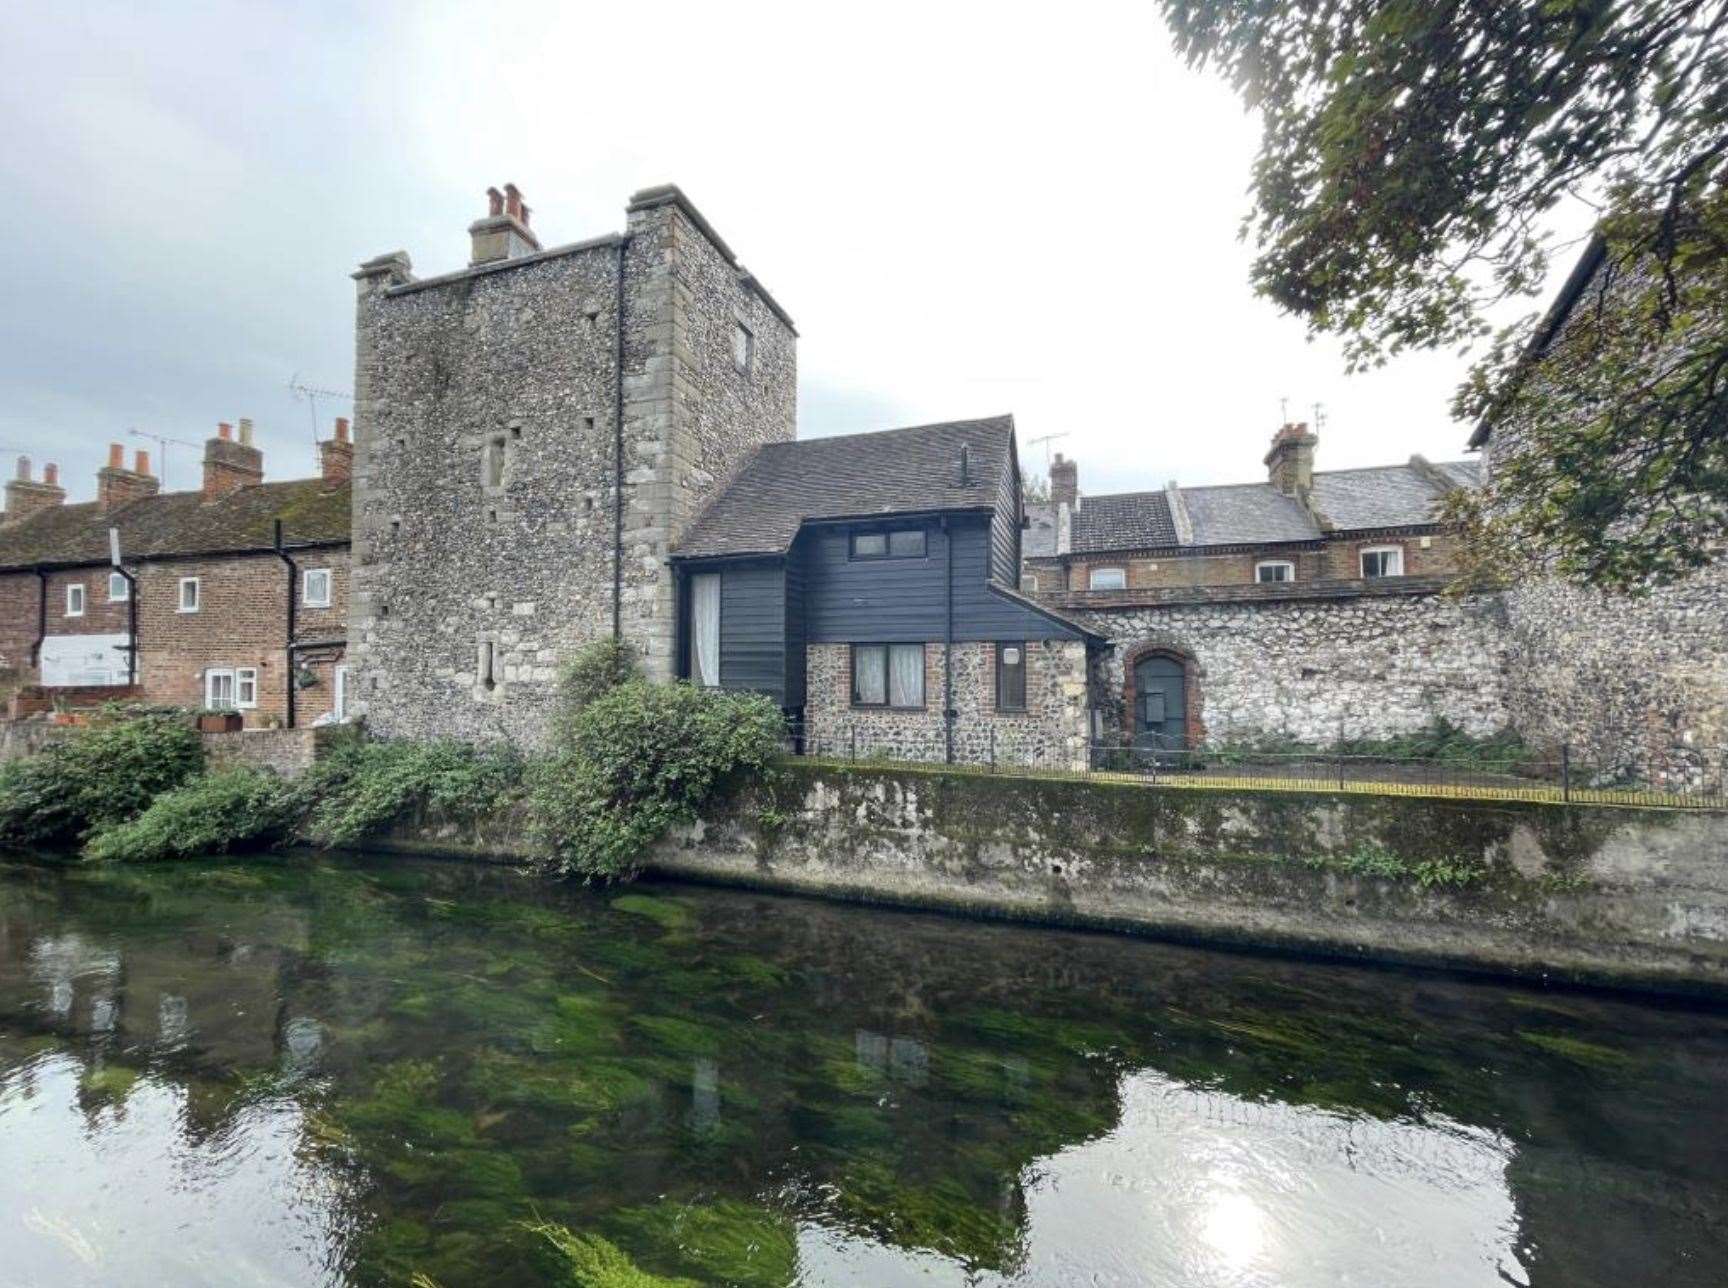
[346,184,797,744]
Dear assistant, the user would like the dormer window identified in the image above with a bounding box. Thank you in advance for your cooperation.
[851,527,926,560]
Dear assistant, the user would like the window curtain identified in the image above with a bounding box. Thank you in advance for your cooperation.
[854,646,887,705]
[889,644,924,707]
[692,574,721,687]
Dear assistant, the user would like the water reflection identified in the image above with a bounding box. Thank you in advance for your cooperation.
[0,855,1725,1286]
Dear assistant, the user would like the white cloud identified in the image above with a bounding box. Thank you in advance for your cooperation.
[0,0,1590,506]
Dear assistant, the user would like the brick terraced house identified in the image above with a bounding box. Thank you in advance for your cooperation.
[1024,427,1506,751]
[0,420,353,727]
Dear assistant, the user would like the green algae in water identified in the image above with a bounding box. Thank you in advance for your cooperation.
[604,1199,796,1288]
[529,1224,700,1288]
[1518,1030,1637,1069]
[5,856,1728,1288]
[610,892,696,933]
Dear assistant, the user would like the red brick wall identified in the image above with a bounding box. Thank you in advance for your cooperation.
[132,549,349,727]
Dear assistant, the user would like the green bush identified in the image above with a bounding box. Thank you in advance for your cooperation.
[85,767,295,862]
[0,713,204,848]
[297,735,524,848]
[551,638,641,727]
[530,673,783,882]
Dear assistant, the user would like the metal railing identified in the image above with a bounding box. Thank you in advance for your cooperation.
[778,722,1728,810]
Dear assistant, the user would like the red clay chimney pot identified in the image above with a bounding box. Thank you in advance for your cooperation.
[107,443,124,469]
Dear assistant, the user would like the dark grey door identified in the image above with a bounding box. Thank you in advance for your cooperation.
[1133,656,1186,753]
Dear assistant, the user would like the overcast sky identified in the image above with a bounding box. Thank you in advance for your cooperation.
[0,1,1591,504]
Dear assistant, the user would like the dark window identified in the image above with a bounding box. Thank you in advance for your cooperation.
[887,529,926,558]
[852,643,924,708]
[996,642,1027,711]
[733,322,754,374]
[850,527,926,560]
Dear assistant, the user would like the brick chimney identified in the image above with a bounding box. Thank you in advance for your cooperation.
[320,416,354,483]
[97,442,161,511]
[1050,453,1078,509]
[468,182,541,266]
[3,457,66,524]
[202,420,264,499]
[1264,422,1318,497]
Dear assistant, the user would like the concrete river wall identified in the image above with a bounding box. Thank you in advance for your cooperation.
[379,763,1728,997]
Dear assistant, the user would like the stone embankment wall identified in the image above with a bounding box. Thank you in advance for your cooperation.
[0,723,333,776]
[1073,590,1509,744]
[650,765,1728,997]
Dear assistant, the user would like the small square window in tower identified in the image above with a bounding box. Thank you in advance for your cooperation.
[732,322,754,375]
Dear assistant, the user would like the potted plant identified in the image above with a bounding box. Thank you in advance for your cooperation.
[196,707,243,733]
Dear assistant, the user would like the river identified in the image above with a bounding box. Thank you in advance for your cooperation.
[1,854,1725,1286]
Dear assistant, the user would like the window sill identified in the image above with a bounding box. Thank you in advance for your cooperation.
[849,704,928,713]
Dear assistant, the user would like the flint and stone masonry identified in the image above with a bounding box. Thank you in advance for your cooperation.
[347,186,795,744]
[803,640,1093,768]
[1073,589,1511,746]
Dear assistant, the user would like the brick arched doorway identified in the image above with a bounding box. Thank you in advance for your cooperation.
[1120,642,1204,749]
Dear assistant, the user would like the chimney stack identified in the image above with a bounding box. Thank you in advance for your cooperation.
[203,419,264,499]
[320,416,354,483]
[469,182,541,266]
[1264,422,1318,497]
[1050,452,1078,510]
[3,456,66,524]
[97,440,160,511]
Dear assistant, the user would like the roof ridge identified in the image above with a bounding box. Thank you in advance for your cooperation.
[769,416,1013,449]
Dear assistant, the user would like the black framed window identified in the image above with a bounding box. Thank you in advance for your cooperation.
[996,642,1027,711]
[850,527,926,560]
[852,643,925,708]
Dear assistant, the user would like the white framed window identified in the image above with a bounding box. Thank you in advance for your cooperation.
[732,322,754,375]
[1256,560,1295,584]
[108,572,129,602]
[65,584,85,617]
[1088,566,1126,591]
[303,568,332,608]
[1360,546,1404,578]
[334,665,351,720]
[178,577,201,613]
[206,667,259,710]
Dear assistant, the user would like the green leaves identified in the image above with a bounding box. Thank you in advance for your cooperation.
[1162,0,1728,584]
[528,642,784,882]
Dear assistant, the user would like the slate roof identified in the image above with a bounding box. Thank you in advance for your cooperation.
[0,479,351,570]
[1069,460,1477,554]
[1072,491,1177,552]
[674,417,1014,559]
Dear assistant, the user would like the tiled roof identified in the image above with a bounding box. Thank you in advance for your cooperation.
[0,479,350,570]
[674,417,1014,559]
[1183,483,1315,545]
[1068,460,1477,553]
[1310,462,1471,531]
[1072,490,1177,553]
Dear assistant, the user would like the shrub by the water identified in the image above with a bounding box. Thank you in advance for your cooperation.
[86,767,296,862]
[297,733,524,848]
[0,711,204,848]
[529,643,783,881]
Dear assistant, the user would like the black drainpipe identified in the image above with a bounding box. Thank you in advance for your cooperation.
[612,236,629,641]
[29,566,47,671]
[114,568,138,688]
[273,519,298,729]
[943,516,955,764]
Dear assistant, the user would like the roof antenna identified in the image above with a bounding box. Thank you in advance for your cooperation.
[1312,401,1327,434]
[1278,395,1289,424]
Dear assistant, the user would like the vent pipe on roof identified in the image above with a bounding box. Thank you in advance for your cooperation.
[957,444,970,486]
